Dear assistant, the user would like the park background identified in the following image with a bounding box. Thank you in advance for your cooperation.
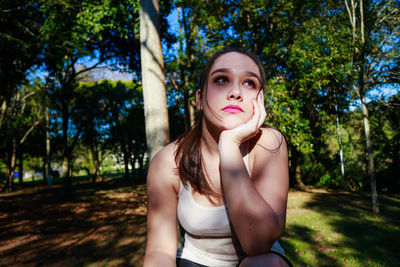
[1,0,399,266]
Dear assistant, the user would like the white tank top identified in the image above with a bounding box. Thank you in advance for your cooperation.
[176,152,284,266]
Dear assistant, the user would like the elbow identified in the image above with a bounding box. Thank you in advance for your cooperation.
[241,236,280,257]
[240,220,285,256]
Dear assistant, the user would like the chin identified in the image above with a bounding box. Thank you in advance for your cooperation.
[220,117,248,130]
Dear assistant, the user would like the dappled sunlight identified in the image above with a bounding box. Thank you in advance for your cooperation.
[281,224,341,266]
[281,189,400,266]
[0,179,147,266]
[281,191,342,266]
[2,182,398,266]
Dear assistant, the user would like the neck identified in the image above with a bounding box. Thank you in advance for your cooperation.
[200,117,221,155]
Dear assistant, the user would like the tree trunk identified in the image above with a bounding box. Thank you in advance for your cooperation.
[0,99,7,132]
[360,94,379,212]
[89,148,99,183]
[138,151,145,175]
[130,154,137,176]
[45,106,51,186]
[183,83,191,132]
[6,138,17,192]
[295,162,305,189]
[122,144,131,179]
[93,150,100,182]
[61,152,72,190]
[345,0,379,213]
[359,0,378,213]
[178,7,191,132]
[140,0,170,161]
[61,98,71,185]
[178,7,196,131]
[290,147,306,189]
[4,163,11,192]
[18,152,23,185]
[42,156,47,185]
[334,102,346,188]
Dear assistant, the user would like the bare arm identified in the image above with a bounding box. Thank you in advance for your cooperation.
[143,143,179,267]
[218,93,289,256]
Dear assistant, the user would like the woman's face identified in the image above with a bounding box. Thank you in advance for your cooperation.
[198,52,262,131]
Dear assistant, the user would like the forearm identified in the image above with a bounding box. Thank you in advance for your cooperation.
[219,141,282,255]
[143,251,176,267]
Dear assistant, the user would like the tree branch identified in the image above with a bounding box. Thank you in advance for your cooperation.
[19,119,42,145]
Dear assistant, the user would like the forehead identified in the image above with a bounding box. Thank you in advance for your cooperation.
[210,52,260,75]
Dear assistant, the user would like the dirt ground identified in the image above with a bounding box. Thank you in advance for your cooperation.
[0,179,147,267]
[2,179,399,266]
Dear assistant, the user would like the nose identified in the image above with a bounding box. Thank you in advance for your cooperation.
[227,83,242,101]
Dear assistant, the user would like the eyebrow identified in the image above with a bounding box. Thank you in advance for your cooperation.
[210,68,261,84]
[210,68,230,76]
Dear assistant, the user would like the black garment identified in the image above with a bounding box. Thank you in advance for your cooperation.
[176,258,209,267]
[176,251,293,267]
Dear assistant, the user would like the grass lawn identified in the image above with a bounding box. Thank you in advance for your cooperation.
[281,189,400,266]
[1,178,399,266]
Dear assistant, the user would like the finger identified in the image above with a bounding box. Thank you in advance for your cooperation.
[252,98,261,124]
[257,92,266,127]
[250,99,262,134]
[257,91,264,110]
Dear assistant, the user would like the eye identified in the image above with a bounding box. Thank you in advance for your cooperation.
[214,75,229,85]
[243,79,257,89]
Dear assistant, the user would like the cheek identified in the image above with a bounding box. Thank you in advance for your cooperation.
[206,86,222,99]
[242,98,255,115]
[245,90,259,101]
[204,88,223,108]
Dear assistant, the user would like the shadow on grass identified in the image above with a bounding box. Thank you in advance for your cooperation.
[0,178,148,266]
[311,192,399,265]
[281,190,400,266]
[280,224,341,266]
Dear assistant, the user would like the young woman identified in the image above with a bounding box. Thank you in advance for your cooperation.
[144,48,291,267]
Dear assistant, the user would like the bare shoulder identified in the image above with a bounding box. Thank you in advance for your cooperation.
[255,127,287,154]
[150,142,178,167]
[249,127,288,172]
[147,142,180,194]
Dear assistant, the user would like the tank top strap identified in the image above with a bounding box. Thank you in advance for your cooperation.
[242,142,251,176]
[243,153,251,176]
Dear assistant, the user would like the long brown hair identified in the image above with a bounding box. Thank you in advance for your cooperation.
[174,48,266,200]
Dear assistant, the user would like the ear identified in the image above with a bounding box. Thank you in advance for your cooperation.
[196,89,203,110]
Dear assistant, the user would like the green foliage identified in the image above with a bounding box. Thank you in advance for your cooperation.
[369,94,400,192]
[38,0,140,74]
[161,0,399,190]
[73,80,146,177]
[0,0,43,96]
[266,78,314,154]
[0,80,46,157]
[2,0,399,192]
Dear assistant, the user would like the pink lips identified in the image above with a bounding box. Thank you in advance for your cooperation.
[221,105,244,114]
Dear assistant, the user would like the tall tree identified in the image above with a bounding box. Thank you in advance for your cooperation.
[39,0,140,184]
[0,80,44,191]
[344,0,399,212]
[75,80,139,181]
[140,0,170,160]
